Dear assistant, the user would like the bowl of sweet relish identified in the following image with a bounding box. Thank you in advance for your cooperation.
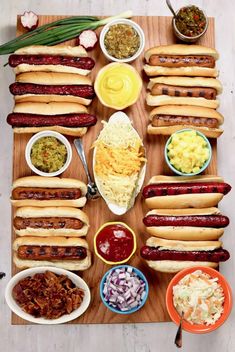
[94,222,137,265]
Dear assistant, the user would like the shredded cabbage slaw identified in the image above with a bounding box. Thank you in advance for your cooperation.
[173,270,224,325]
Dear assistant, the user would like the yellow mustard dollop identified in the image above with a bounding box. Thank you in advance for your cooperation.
[167,130,210,174]
[94,63,142,110]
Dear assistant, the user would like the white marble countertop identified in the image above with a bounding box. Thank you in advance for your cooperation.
[0,0,234,351]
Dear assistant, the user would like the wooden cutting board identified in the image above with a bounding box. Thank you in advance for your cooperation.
[12,15,216,324]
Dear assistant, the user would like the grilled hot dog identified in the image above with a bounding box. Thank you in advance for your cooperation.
[13,236,91,270]
[144,45,219,77]
[9,54,95,70]
[14,207,89,237]
[7,112,97,128]
[11,176,87,208]
[149,55,215,68]
[143,175,232,209]
[17,245,87,260]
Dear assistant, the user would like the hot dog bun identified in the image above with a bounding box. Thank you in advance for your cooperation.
[144,45,219,77]
[13,126,88,136]
[13,236,91,271]
[146,93,219,109]
[144,65,218,78]
[16,72,92,85]
[144,208,225,241]
[145,175,226,209]
[14,95,92,105]
[148,76,222,94]
[12,102,89,136]
[14,45,91,75]
[14,207,89,237]
[143,237,221,272]
[11,176,87,208]
[144,45,219,62]
[145,260,218,273]
[148,105,224,138]
[148,175,224,184]
[14,72,93,105]
[13,102,88,115]
[146,236,222,251]
[15,45,88,57]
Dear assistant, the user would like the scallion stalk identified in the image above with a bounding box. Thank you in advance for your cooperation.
[0,11,132,55]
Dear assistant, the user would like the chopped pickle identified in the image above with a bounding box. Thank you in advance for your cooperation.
[104,24,140,59]
[31,136,67,173]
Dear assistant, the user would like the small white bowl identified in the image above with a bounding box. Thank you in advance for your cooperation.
[5,266,91,325]
[99,18,145,63]
[25,130,72,177]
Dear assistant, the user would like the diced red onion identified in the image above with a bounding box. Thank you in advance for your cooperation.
[102,267,146,312]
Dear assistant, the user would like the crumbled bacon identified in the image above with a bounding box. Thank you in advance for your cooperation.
[12,271,84,319]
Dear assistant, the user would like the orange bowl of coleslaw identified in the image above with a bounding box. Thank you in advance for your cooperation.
[166,266,232,333]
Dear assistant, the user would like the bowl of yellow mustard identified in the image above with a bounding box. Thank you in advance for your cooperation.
[164,129,212,176]
[25,131,72,177]
[94,62,142,110]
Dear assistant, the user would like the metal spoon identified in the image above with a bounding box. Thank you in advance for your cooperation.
[74,138,100,200]
[174,312,184,348]
[166,0,177,17]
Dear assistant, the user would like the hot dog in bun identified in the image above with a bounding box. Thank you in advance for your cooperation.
[10,72,94,105]
[144,44,219,77]
[7,102,97,136]
[140,237,230,273]
[146,76,222,109]
[143,208,229,241]
[13,236,91,270]
[11,176,87,208]
[14,207,89,237]
[143,175,231,209]
[9,45,95,76]
[147,105,224,138]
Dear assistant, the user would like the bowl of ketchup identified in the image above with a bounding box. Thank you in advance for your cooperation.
[94,222,137,265]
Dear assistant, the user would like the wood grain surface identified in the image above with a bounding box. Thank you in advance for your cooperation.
[12,15,216,325]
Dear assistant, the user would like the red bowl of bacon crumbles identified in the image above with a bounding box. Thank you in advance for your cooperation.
[5,267,91,324]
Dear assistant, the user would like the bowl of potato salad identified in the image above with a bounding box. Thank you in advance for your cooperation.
[165,129,212,176]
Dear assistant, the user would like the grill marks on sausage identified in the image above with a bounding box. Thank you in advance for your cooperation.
[149,55,215,68]
[142,182,232,199]
[9,54,95,70]
[143,214,230,228]
[151,83,217,100]
[14,216,84,230]
[12,187,82,200]
[7,112,97,128]
[17,245,87,260]
[140,246,230,262]
[152,114,218,128]
[10,82,95,99]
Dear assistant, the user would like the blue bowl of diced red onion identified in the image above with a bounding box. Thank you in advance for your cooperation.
[100,265,149,314]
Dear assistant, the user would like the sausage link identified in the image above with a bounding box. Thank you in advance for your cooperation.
[10,83,95,99]
[143,214,230,228]
[140,246,230,262]
[149,55,215,68]
[151,83,217,100]
[17,245,87,260]
[12,187,82,200]
[9,54,95,70]
[142,182,232,199]
[7,112,97,128]
[152,115,218,128]
[14,217,83,230]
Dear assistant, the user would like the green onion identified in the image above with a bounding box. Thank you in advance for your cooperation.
[0,11,132,55]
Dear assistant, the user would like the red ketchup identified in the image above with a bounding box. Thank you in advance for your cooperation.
[96,224,134,263]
